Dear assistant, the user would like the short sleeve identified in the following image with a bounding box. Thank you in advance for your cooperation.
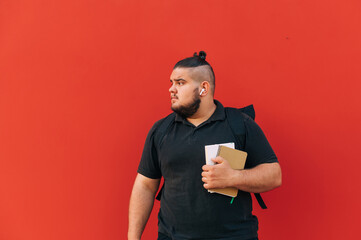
[137,121,162,179]
[243,117,278,168]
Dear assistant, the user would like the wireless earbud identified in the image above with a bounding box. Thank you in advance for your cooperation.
[199,88,205,96]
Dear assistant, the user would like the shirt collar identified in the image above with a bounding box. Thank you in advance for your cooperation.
[175,99,225,123]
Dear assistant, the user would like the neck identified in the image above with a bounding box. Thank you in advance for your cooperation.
[186,99,217,127]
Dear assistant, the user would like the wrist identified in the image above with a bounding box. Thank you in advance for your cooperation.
[128,236,141,240]
[128,232,141,240]
[230,169,245,189]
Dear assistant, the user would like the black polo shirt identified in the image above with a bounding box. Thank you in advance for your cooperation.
[138,101,277,240]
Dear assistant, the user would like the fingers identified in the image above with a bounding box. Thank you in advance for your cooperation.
[211,156,225,164]
[203,183,210,189]
[202,157,226,171]
[201,170,213,189]
[202,158,226,189]
[202,175,211,189]
[202,176,210,189]
[202,165,211,171]
[201,173,210,182]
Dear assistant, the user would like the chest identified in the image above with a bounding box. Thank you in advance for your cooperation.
[157,121,237,179]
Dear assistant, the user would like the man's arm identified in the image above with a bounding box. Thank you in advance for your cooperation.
[201,157,281,193]
[128,173,161,240]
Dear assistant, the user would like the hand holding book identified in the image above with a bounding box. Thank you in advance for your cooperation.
[202,145,247,198]
[202,156,236,188]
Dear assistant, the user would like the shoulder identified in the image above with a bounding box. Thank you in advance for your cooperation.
[147,112,176,137]
[142,112,176,149]
[153,112,176,130]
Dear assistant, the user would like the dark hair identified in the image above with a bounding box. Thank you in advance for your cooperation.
[173,51,215,90]
[174,51,212,70]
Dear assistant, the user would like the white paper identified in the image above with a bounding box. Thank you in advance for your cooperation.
[204,142,235,165]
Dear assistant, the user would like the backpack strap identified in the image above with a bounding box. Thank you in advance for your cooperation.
[154,113,176,201]
[225,106,268,209]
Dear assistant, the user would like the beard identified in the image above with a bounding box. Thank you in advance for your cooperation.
[171,88,201,119]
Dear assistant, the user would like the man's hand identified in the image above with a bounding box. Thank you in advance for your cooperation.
[202,159,282,193]
[201,156,237,189]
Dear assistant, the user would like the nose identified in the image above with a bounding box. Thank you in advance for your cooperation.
[169,83,177,93]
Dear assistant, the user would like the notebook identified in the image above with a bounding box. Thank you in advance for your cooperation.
[204,145,247,197]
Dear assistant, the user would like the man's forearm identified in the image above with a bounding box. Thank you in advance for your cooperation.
[231,162,282,193]
[128,174,160,240]
[202,160,281,193]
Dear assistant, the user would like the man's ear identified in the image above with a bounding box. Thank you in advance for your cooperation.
[199,81,211,96]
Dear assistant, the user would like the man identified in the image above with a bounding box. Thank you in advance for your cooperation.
[128,51,282,240]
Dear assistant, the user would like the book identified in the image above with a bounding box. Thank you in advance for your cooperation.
[205,142,235,166]
[208,145,247,198]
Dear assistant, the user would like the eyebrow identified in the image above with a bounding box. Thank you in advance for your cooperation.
[170,78,186,82]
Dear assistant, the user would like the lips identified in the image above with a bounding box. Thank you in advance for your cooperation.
[171,95,178,103]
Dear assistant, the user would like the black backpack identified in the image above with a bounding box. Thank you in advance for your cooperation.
[154,105,267,209]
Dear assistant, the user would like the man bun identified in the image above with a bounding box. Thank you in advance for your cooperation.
[174,50,212,72]
[193,51,207,61]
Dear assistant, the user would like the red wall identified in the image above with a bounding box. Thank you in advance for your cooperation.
[1,0,361,239]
